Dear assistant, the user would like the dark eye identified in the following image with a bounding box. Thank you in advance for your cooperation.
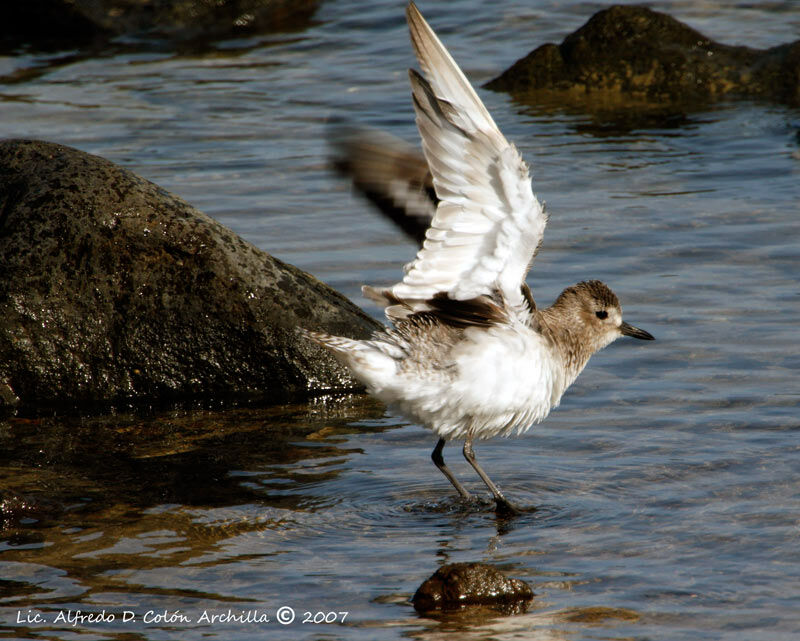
[595,310,608,320]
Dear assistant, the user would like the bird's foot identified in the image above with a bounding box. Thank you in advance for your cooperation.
[493,496,522,517]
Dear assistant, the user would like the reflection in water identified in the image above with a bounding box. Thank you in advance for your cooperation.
[409,606,640,641]
[0,398,387,608]
[0,398,651,639]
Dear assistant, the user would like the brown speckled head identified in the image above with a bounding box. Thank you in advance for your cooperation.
[540,280,653,372]
[556,280,620,311]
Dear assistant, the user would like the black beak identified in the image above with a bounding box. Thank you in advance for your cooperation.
[620,321,654,340]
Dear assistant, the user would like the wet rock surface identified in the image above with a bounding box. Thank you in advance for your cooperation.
[0,139,379,411]
[412,562,534,613]
[0,0,320,51]
[486,5,800,109]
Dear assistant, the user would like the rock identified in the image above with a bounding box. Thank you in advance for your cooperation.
[0,1,109,52]
[486,5,800,110]
[0,0,320,51]
[412,562,533,613]
[0,139,380,411]
[76,0,321,42]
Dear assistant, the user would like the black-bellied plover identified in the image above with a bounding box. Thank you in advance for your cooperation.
[302,2,654,513]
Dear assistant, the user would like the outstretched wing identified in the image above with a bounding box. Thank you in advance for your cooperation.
[384,3,547,323]
[329,121,435,245]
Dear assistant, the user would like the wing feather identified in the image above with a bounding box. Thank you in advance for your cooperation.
[385,3,547,323]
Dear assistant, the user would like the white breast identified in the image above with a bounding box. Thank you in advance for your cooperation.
[371,323,565,442]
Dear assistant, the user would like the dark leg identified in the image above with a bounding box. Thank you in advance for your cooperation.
[462,436,519,513]
[431,438,471,500]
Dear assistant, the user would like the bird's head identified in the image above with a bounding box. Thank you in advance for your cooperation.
[551,280,654,352]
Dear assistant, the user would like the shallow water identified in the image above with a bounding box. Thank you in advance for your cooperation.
[1,1,799,639]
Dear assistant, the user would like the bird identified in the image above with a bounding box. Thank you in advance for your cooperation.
[302,2,654,513]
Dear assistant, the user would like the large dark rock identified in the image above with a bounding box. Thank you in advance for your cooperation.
[0,0,320,51]
[0,1,109,52]
[412,562,533,613]
[486,5,800,109]
[76,0,321,42]
[0,139,380,411]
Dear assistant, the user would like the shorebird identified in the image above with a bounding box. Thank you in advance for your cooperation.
[302,2,653,513]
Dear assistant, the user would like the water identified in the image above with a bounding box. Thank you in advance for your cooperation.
[1,1,799,639]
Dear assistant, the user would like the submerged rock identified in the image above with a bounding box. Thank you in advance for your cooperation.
[412,562,533,613]
[1,491,62,529]
[0,139,379,411]
[486,5,800,109]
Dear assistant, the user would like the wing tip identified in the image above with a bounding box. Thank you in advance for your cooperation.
[406,2,423,30]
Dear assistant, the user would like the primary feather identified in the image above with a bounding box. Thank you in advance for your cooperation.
[384,3,548,324]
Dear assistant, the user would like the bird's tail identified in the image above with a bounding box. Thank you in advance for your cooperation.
[297,328,398,387]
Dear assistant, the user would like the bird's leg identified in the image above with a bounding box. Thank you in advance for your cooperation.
[462,436,519,514]
[431,438,472,500]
